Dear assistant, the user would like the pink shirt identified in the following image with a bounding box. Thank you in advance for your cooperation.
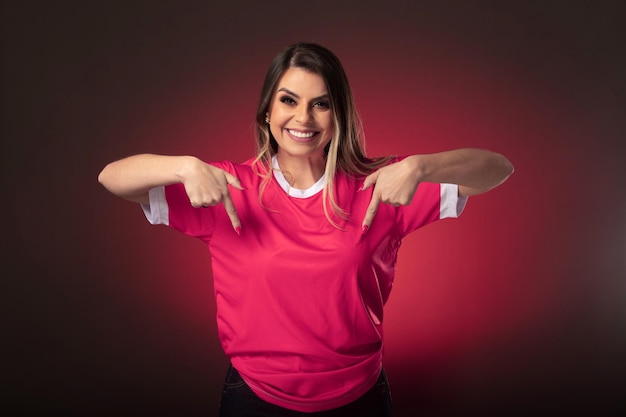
[143,157,466,412]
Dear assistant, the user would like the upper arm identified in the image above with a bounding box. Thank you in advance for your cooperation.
[458,185,490,197]
[127,193,150,205]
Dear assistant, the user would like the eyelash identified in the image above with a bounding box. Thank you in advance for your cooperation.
[279,96,330,109]
[279,96,296,105]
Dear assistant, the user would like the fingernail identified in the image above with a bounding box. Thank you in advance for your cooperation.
[361,225,369,235]
[235,226,241,236]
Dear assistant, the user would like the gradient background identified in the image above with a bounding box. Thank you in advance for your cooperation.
[2,1,624,416]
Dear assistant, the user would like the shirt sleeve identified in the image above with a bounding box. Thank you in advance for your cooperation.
[440,183,467,219]
[395,182,467,237]
[140,175,225,244]
[141,186,169,225]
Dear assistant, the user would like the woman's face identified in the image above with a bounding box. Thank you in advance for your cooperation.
[267,67,334,161]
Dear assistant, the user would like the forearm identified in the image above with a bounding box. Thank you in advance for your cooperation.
[98,154,195,203]
[407,149,514,196]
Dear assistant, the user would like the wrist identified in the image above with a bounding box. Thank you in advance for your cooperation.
[174,155,200,183]
[406,154,427,182]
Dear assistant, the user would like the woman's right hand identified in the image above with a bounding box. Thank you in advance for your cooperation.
[181,157,244,233]
[99,154,245,234]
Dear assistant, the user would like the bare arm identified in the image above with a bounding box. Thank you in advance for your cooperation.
[404,148,514,197]
[98,154,193,204]
[361,149,514,230]
[98,154,244,231]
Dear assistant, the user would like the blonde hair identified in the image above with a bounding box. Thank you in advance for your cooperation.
[253,43,391,226]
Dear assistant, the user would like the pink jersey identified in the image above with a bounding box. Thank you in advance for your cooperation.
[142,157,466,412]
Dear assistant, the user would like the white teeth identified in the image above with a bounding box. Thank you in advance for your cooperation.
[288,129,316,138]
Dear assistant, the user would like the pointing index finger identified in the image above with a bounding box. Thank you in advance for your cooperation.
[362,190,381,234]
[221,191,241,235]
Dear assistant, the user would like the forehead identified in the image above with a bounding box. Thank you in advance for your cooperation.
[276,67,327,96]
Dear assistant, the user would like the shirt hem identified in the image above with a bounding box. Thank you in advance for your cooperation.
[242,363,383,413]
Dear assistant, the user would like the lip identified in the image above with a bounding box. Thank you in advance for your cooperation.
[285,128,319,143]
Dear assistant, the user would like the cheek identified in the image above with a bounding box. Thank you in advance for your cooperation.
[321,114,334,133]
[327,121,336,140]
[326,125,335,139]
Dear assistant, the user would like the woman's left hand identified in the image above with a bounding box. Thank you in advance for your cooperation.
[360,156,420,232]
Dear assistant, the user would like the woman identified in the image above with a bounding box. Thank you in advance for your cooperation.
[99,42,513,416]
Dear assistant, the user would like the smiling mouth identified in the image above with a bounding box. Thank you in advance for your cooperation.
[286,129,319,141]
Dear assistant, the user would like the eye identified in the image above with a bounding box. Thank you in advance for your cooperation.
[313,101,330,109]
[279,95,296,105]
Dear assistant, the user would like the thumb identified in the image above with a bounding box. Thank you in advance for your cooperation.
[224,171,245,191]
[360,170,379,191]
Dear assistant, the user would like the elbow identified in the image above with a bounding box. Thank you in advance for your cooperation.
[97,163,116,192]
[499,154,515,182]
[482,151,514,191]
[97,168,105,186]
[459,151,514,197]
[97,165,109,188]
[489,153,514,189]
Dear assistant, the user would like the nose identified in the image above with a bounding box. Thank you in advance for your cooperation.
[294,104,312,124]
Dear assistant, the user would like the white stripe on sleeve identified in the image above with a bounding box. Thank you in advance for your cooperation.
[141,186,169,225]
[440,183,467,219]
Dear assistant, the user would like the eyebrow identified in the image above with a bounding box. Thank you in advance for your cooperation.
[277,87,329,102]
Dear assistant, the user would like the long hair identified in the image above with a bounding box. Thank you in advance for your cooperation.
[253,42,391,226]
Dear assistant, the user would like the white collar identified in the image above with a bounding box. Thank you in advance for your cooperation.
[272,155,325,198]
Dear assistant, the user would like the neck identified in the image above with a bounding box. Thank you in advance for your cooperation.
[275,152,326,189]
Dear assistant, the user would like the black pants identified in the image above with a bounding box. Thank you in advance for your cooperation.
[219,365,393,417]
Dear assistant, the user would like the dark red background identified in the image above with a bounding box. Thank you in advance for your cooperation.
[2,1,624,416]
